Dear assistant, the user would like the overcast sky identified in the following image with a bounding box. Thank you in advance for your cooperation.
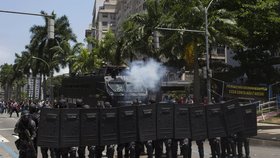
[0,0,103,75]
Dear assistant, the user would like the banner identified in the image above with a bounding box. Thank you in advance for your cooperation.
[224,84,268,99]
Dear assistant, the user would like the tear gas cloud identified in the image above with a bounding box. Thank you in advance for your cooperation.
[123,59,167,92]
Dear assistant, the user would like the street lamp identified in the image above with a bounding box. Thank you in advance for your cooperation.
[205,0,215,103]
[31,56,53,104]
[0,10,54,39]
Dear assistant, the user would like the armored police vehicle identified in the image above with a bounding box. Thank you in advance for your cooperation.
[60,65,148,107]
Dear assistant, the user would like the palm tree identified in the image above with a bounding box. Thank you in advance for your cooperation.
[118,0,163,62]
[28,11,77,99]
[0,64,14,101]
[51,41,84,76]
[70,47,103,74]
[96,30,117,64]
[13,51,32,100]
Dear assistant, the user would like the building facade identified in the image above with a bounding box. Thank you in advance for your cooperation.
[115,0,146,37]
[87,0,118,41]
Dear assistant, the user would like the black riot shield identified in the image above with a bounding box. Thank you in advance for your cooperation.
[37,108,60,148]
[118,106,137,144]
[80,108,99,146]
[189,105,207,140]
[137,104,156,142]
[60,109,80,147]
[99,108,118,145]
[240,102,258,137]
[174,104,191,139]
[206,104,227,138]
[222,100,243,135]
[156,103,174,140]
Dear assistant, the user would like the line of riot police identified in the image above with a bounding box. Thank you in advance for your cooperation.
[37,99,258,158]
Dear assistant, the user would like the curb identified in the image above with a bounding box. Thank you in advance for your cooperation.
[249,138,280,147]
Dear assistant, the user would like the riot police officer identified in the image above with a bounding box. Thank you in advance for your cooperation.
[221,135,237,158]
[104,102,116,158]
[95,101,115,158]
[76,101,96,158]
[14,110,37,158]
[53,99,69,158]
[39,102,56,158]
[171,138,191,158]
[117,101,138,158]
[209,138,221,158]
[29,103,40,154]
[196,140,205,158]
[237,133,250,158]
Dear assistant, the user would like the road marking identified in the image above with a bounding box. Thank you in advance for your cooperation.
[0,142,18,158]
[0,128,14,131]
[12,135,19,139]
[0,135,9,143]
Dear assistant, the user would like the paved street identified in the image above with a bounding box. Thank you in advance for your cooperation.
[0,112,280,158]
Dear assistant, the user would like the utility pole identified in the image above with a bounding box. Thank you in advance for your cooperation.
[205,0,215,103]
[154,0,160,49]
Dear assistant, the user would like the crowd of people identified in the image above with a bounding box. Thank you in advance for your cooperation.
[0,100,51,117]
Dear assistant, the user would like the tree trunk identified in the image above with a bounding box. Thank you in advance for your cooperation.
[15,83,19,101]
[4,83,8,101]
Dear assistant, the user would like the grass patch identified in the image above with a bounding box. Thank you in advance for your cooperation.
[260,114,280,125]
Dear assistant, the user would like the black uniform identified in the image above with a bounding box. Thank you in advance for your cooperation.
[237,133,250,158]
[14,110,37,158]
[29,104,40,154]
[38,103,56,158]
[76,102,96,158]
[53,99,69,158]
[209,138,221,158]
[95,102,115,158]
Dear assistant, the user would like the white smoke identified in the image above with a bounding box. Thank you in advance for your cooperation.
[124,59,167,92]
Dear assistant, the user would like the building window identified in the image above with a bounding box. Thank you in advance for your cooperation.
[111,22,116,27]
[110,14,115,20]
[102,21,108,26]
[103,13,108,18]
[217,46,225,55]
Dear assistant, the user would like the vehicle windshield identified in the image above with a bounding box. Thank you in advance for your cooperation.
[108,82,125,92]
[108,81,146,93]
[126,82,146,93]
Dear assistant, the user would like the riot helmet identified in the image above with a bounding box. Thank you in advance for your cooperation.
[21,110,30,122]
[58,99,67,108]
[82,104,90,109]
[76,99,84,108]
[104,102,112,108]
[29,104,38,114]
[21,110,30,116]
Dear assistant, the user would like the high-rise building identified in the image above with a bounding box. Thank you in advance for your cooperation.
[115,0,146,37]
[87,0,146,41]
[27,75,41,100]
[87,0,118,41]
